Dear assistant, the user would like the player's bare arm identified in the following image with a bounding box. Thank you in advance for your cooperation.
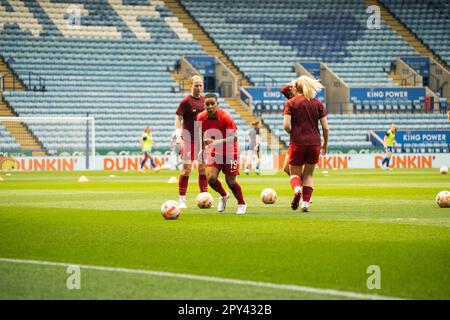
[283,114,291,134]
[174,115,183,144]
[320,116,329,155]
[204,131,237,147]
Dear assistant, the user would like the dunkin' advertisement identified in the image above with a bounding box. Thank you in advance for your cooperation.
[1,153,449,172]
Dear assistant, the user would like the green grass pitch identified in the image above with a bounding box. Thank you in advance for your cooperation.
[0,169,449,300]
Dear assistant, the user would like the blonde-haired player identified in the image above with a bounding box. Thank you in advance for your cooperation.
[175,75,208,208]
[280,79,299,175]
[283,76,329,212]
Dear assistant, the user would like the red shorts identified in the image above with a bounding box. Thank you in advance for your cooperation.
[288,144,321,166]
[181,142,200,162]
[206,154,240,176]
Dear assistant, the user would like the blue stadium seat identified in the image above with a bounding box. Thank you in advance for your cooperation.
[380,0,449,65]
[181,0,417,87]
[0,0,251,153]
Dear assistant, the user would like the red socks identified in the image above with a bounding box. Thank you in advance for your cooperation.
[209,179,228,197]
[210,179,245,205]
[179,174,208,195]
[290,175,302,194]
[228,182,245,205]
[199,174,208,193]
[178,175,189,196]
[302,186,314,202]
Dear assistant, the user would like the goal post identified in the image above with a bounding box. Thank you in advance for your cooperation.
[0,116,96,170]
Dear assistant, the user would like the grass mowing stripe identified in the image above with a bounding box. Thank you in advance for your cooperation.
[0,258,404,300]
[1,169,448,299]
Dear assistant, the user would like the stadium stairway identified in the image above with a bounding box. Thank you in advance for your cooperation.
[365,0,447,68]
[0,57,46,156]
[0,56,25,91]
[164,0,284,150]
[163,0,250,87]
[224,97,284,149]
[170,70,191,93]
[169,71,284,149]
[0,99,47,156]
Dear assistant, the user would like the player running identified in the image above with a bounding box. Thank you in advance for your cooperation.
[244,120,261,175]
[197,93,247,215]
[139,127,160,172]
[175,75,208,208]
[381,124,397,170]
[283,76,329,213]
[280,79,299,176]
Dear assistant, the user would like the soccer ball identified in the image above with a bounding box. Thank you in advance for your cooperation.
[195,192,214,209]
[436,191,450,208]
[440,166,448,174]
[161,200,181,219]
[261,188,277,204]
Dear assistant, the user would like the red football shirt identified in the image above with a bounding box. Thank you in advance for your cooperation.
[283,95,327,146]
[176,94,205,143]
[196,108,239,156]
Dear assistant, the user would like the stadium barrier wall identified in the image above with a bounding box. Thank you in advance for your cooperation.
[1,153,449,172]
[400,57,429,79]
[179,56,199,81]
[321,62,351,113]
[215,58,240,98]
[294,61,317,79]
[296,61,350,113]
[185,56,215,77]
[429,58,450,99]
[395,57,423,86]
[240,87,253,111]
[297,62,321,79]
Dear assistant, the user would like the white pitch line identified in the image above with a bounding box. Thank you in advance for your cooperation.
[0,257,404,300]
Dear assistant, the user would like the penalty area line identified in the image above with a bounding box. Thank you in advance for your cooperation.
[0,257,404,300]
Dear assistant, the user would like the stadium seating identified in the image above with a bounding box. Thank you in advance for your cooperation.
[351,99,426,113]
[0,0,251,154]
[180,0,417,87]
[261,113,450,151]
[4,91,250,154]
[0,124,20,152]
[380,0,449,66]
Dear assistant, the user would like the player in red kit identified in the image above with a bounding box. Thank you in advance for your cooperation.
[280,79,299,176]
[175,75,208,208]
[283,76,329,213]
[197,93,246,214]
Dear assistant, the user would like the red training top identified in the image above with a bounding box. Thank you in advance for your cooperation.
[176,94,205,143]
[196,108,239,156]
[283,95,327,146]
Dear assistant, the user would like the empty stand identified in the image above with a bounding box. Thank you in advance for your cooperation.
[0,123,20,152]
[262,112,450,151]
[0,0,251,154]
[181,0,418,87]
[380,0,449,66]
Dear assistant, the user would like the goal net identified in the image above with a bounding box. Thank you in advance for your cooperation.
[0,116,96,170]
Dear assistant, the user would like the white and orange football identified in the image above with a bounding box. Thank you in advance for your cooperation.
[161,200,181,219]
[436,191,450,208]
[261,188,277,204]
[195,192,214,209]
